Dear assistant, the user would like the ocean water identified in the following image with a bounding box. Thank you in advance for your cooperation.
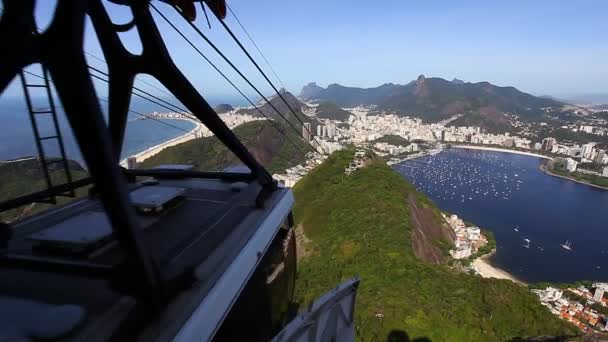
[395,148,608,283]
[0,97,197,165]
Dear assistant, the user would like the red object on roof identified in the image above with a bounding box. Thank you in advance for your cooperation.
[205,0,227,19]
[171,0,227,21]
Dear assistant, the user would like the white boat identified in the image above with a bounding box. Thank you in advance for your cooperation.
[514,226,519,232]
[561,240,572,251]
[523,238,530,248]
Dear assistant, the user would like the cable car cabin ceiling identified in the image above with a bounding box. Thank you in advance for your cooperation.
[0,1,307,340]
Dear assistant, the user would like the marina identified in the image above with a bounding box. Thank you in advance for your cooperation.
[395,148,608,283]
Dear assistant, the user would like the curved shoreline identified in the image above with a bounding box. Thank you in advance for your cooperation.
[451,145,553,160]
[119,118,204,167]
[473,250,525,285]
[539,163,608,191]
[452,145,608,191]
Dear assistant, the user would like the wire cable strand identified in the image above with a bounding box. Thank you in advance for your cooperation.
[207,6,321,150]
[88,63,307,156]
[23,70,191,134]
[25,69,296,167]
[225,3,287,91]
[152,3,319,153]
[148,4,307,155]
[85,51,178,100]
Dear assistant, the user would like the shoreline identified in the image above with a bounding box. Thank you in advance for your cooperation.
[119,118,204,167]
[539,162,608,191]
[391,144,553,165]
[472,250,525,285]
[451,145,553,160]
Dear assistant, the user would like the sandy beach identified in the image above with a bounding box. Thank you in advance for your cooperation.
[119,118,204,167]
[452,145,553,160]
[472,255,524,285]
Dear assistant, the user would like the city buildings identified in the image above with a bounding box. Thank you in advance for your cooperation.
[303,122,312,142]
[442,213,488,259]
[126,157,137,169]
[542,137,556,151]
[152,102,608,189]
[272,152,326,188]
[345,149,369,175]
[565,158,579,172]
[373,142,419,156]
[533,285,608,332]
[593,283,608,302]
[582,143,597,161]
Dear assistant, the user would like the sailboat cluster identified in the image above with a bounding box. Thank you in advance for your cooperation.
[395,149,526,202]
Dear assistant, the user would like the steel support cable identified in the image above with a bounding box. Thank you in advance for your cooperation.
[88,65,197,119]
[88,55,307,156]
[151,3,319,154]
[208,6,321,151]
[225,3,287,91]
[150,3,313,153]
[148,9,308,155]
[26,70,295,167]
[85,51,177,100]
[88,71,296,166]
[34,12,309,160]
[23,70,192,134]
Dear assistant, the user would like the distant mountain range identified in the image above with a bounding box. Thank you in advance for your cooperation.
[236,89,309,127]
[236,89,354,126]
[310,102,352,121]
[214,103,234,114]
[300,75,568,130]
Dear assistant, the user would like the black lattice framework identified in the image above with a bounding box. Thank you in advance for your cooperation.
[0,0,276,306]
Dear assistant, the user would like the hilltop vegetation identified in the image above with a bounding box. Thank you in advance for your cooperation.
[313,101,353,121]
[236,90,316,129]
[449,111,514,134]
[214,103,234,114]
[538,127,608,146]
[292,149,576,341]
[140,120,312,174]
[0,158,88,222]
[371,135,410,146]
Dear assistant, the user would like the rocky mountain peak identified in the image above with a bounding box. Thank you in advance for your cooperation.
[416,74,426,85]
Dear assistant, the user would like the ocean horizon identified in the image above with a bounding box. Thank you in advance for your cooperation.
[0,94,251,166]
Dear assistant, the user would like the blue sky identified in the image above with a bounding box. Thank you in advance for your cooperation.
[4,0,608,100]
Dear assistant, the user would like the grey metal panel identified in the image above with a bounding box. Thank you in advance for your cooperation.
[271,277,360,342]
[152,164,194,171]
[27,211,112,250]
[0,296,86,341]
[129,186,185,210]
[171,190,295,342]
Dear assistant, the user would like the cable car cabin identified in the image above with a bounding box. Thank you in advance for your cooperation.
[0,172,297,341]
[0,168,297,340]
[0,1,298,340]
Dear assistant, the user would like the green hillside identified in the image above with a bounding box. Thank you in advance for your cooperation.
[292,149,576,341]
[0,158,88,222]
[449,111,514,134]
[371,134,410,146]
[314,101,353,121]
[140,120,312,174]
